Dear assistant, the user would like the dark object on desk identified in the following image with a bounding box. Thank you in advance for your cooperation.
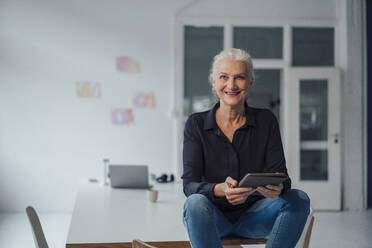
[156,173,174,183]
[238,173,288,188]
[109,165,151,189]
[88,178,99,183]
[26,206,49,248]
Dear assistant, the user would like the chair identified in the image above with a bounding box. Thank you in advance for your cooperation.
[132,211,314,248]
[132,239,158,248]
[221,211,315,248]
[296,210,315,248]
[26,206,49,248]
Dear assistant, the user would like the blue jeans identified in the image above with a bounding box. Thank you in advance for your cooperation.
[183,189,310,248]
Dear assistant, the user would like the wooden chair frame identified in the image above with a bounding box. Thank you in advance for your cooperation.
[132,215,315,248]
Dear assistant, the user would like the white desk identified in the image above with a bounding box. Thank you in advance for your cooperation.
[66,181,266,248]
[66,181,189,248]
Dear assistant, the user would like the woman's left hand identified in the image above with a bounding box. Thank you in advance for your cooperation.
[256,183,283,198]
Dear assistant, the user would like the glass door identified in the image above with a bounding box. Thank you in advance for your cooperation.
[286,68,341,210]
[248,69,281,122]
[183,26,223,120]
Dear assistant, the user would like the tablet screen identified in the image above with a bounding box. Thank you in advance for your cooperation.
[238,173,288,188]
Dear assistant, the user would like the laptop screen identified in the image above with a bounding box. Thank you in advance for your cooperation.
[109,165,150,189]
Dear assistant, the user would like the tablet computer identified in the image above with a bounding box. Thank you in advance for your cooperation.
[238,173,288,188]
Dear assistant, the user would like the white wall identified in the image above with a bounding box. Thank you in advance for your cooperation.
[0,0,185,212]
[338,0,366,209]
[180,0,337,19]
[0,0,365,212]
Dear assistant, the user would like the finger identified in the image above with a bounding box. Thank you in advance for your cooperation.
[225,182,233,189]
[266,184,282,192]
[226,190,249,197]
[225,188,237,196]
[258,186,281,193]
[231,194,249,203]
[239,189,257,196]
[257,186,271,193]
[239,187,255,191]
[225,177,238,187]
[265,184,283,196]
[229,196,247,204]
[256,191,275,199]
[230,199,245,205]
[226,189,255,201]
[226,193,245,201]
[227,196,241,202]
[268,183,283,190]
[226,190,253,200]
[256,187,278,198]
[256,186,274,195]
[228,187,254,195]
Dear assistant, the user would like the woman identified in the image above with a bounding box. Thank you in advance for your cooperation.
[182,48,310,248]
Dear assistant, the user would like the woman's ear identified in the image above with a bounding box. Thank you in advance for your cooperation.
[210,76,215,86]
[210,76,217,90]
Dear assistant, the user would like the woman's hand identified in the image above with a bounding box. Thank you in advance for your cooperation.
[213,177,256,205]
[256,183,283,198]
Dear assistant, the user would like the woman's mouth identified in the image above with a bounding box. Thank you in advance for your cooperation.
[224,90,241,96]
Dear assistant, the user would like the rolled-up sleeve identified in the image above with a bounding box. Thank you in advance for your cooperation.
[181,116,216,200]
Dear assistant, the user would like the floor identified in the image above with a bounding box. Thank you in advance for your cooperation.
[0,210,371,248]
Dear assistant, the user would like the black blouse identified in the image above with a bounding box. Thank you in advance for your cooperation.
[182,102,291,223]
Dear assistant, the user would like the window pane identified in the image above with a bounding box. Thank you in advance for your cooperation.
[247,69,281,121]
[233,27,283,59]
[300,150,328,180]
[300,80,328,141]
[292,27,334,66]
[184,26,223,117]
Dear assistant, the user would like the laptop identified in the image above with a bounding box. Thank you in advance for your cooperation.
[109,165,151,189]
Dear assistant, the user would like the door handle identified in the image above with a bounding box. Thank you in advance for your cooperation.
[330,133,339,144]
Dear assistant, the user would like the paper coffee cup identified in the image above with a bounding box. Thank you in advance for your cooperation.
[148,190,158,203]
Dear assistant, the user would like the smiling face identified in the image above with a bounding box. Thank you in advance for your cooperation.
[211,59,252,108]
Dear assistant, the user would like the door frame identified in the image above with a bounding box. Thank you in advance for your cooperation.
[286,67,341,210]
[366,0,371,208]
[173,16,340,183]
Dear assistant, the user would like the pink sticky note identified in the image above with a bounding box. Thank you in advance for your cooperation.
[133,92,155,108]
[116,57,140,73]
[111,109,134,125]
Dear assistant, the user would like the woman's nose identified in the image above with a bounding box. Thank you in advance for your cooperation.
[226,78,237,89]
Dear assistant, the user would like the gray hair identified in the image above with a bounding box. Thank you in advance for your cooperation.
[209,48,254,83]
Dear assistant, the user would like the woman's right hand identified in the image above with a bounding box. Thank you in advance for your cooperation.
[213,177,256,205]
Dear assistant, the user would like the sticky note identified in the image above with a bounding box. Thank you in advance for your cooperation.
[111,108,134,125]
[116,57,140,73]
